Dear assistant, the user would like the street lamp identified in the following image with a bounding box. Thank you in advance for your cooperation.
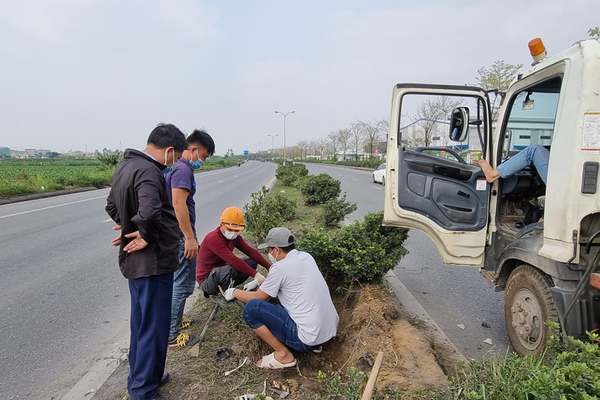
[274,110,295,161]
[267,133,278,159]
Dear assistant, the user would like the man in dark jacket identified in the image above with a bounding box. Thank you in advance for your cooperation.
[106,124,187,400]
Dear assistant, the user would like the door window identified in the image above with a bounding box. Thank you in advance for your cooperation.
[399,94,488,164]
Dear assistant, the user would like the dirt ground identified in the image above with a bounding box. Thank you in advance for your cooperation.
[149,284,449,400]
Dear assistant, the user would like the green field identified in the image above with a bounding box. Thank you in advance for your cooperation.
[0,156,245,198]
[0,158,113,198]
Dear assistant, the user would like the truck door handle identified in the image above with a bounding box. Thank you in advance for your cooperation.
[442,203,473,213]
[457,190,470,198]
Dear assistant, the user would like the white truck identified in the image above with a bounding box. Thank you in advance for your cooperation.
[383,38,600,355]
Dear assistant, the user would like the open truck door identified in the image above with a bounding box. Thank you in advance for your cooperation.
[383,84,492,266]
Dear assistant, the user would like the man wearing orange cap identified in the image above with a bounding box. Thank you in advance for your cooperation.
[196,206,271,296]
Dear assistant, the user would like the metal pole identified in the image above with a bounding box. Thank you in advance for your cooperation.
[274,110,294,163]
[283,115,287,161]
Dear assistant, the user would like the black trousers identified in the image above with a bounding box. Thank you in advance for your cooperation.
[200,259,257,296]
[127,272,173,400]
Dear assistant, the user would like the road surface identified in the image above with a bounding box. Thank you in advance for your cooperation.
[305,163,508,358]
[0,161,275,400]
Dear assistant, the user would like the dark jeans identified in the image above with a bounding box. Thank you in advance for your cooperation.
[200,259,257,296]
[128,273,173,400]
[243,299,313,353]
[169,240,196,340]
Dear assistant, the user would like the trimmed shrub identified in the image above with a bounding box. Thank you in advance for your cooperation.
[321,193,357,227]
[299,211,408,284]
[300,173,341,205]
[276,163,308,186]
[244,187,297,241]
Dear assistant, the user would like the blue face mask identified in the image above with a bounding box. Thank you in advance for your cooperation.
[191,159,204,170]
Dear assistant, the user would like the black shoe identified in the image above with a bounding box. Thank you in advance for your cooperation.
[160,372,170,387]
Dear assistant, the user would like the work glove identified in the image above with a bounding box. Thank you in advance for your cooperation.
[254,272,266,284]
[223,288,236,302]
[243,279,259,291]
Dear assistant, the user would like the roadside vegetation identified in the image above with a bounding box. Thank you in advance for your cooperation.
[0,158,114,197]
[301,157,383,169]
[0,154,245,198]
[449,327,600,400]
[145,164,460,400]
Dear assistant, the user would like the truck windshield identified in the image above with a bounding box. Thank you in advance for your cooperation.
[502,77,562,159]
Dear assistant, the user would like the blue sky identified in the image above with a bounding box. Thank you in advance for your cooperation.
[0,0,597,154]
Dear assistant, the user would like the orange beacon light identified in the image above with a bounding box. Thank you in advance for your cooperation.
[528,38,547,65]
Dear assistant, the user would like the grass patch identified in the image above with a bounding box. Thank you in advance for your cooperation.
[271,181,325,237]
[0,158,113,197]
[0,156,244,198]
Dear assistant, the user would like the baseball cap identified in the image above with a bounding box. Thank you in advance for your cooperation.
[258,227,295,249]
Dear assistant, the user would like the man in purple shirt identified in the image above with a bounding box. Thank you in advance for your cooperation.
[165,129,215,346]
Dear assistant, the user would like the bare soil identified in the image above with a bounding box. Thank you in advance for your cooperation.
[151,284,448,400]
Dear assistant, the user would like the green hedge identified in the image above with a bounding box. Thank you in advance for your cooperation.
[300,173,341,205]
[275,163,308,186]
[243,187,297,241]
[299,212,408,284]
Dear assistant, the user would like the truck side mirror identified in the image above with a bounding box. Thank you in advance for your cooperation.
[449,107,469,142]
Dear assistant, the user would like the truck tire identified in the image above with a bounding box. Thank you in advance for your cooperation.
[504,264,559,357]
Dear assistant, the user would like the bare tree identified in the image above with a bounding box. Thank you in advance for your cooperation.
[297,140,309,159]
[336,128,351,160]
[327,131,338,159]
[476,60,522,91]
[415,96,461,147]
[357,121,380,157]
[375,119,389,155]
[350,122,364,160]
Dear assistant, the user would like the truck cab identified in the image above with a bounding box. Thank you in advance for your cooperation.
[383,39,600,355]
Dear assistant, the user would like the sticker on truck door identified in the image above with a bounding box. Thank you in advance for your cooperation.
[582,112,600,150]
[476,179,487,191]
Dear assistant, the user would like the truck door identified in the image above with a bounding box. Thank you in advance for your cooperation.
[383,84,492,266]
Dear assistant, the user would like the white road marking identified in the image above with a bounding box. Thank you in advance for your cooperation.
[0,195,106,220]
[103,218,113,223]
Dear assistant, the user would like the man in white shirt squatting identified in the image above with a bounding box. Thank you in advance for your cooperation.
[222,227,339,370]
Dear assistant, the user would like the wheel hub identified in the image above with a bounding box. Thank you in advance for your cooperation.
[510,288,543,350]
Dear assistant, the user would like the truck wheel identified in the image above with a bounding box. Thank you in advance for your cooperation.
[504,264,559,357]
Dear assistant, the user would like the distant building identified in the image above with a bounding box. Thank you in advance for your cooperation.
[10,149,27,158]
[0,147,10,157]
[24,149,52,157]
[7,148,56,158]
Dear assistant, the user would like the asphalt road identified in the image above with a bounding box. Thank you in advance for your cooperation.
[305,163,508,358]
[0,160,275,400]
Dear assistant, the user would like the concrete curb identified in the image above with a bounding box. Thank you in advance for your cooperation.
[385,271,467,369]
[0,186,105,205]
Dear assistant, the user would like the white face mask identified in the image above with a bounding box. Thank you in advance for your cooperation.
[268,248,280,263]
[222,230,238,241]
[268,252,277,264]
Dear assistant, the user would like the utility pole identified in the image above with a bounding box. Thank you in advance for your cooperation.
[267,133,278,159]
[274,110,295,162]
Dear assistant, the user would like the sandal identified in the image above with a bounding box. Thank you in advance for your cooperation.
[256,352,297,369]
[180,318,193,329]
